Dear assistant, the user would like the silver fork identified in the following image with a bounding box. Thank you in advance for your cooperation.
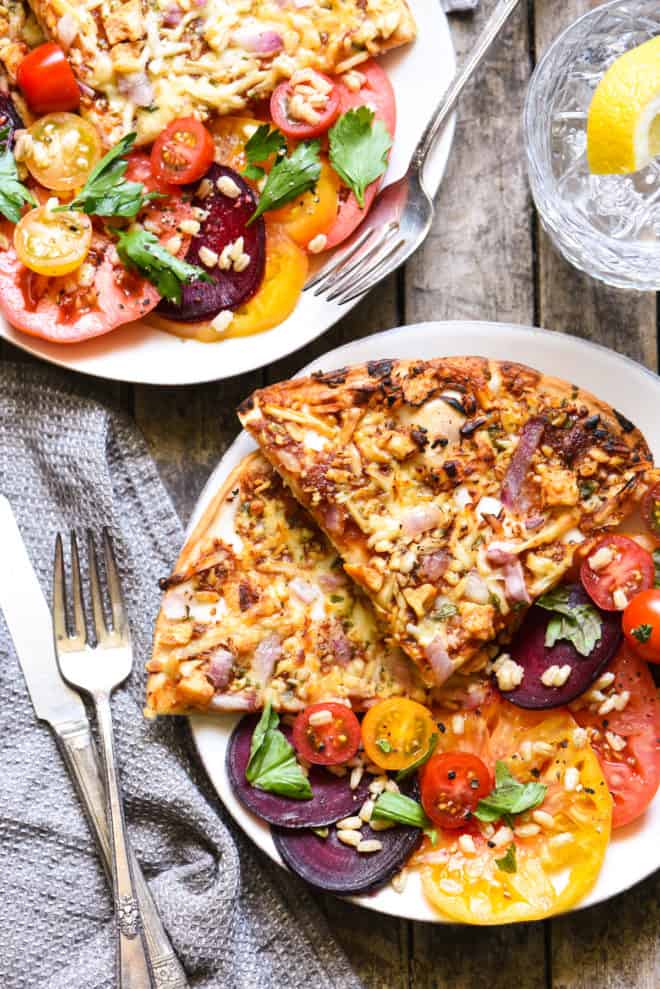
[307,0,522,304]
[53,530,152,989]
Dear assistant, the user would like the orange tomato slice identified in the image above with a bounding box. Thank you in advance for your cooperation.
[269,159,340,248]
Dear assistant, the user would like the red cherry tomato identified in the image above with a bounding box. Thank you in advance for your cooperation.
[292,702,361,766]
[16,43,80,114]
[580,534,654,611]
[270,73,341,139]
[623,589,660,663]
[642,482,660,542]
[420,751,492,829]
[151,117,215,185]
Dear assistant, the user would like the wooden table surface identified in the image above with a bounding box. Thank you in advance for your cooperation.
[3,0,659,985]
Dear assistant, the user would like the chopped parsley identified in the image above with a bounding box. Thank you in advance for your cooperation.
[243,123,286,181]
[579,479,597,501]
[433,601,458,621]
[329,107,392,207]
[475,761,546,824]
[115,225,211,304]
[61,133,159,218]
[537,585,602,657]
[250,139,321,222]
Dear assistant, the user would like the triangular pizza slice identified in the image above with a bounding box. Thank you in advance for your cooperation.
[238,357,652,686]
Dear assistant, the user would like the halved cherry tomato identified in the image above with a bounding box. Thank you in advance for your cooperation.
[151,117,215,186]
[361,697,436,771]
[270,72,341,139]
[269,159,340,247]
[211,116,266,175]
[642,482,660,541]
[14,206,92,277]
[23,113,101,192]
[574,647,660,827]
[623,590,660,663]
[421,752,491,829]
[324,61,396,250]
[414,698,612,923]
[292,702,360,765]
[16,43,80,114]
[580,534,654,611]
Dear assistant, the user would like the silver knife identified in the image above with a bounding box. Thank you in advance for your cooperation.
[0,496,188,989]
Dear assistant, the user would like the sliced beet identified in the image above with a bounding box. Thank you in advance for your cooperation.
[272,776,423,895]
[501,584,622,709]
[157,164,265,321]
[0,94,24,143]
[227,713,370,827]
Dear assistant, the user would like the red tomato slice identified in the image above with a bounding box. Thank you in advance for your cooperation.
[270,74,341,139]
[292,702,360,765]
[580,534,654,611]
[574,647,660,828]
[151,117,215,186]
[16,43,80,114]
[642,482,660,542]
[421,751,491,829]
[623,589,660,663]
[324,61,396,250]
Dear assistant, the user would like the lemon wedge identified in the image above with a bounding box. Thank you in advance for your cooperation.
[587,35,660,174]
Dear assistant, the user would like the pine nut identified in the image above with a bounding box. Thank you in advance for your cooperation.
[337,829,361,848]
[336,816,362,830]
[308,708,333,727]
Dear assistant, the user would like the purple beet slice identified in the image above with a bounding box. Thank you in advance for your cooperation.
[227,713,370,827]
[501,584,621,709]
[157,163,266,321]
[0,94,24,143]
[272,777,423,895]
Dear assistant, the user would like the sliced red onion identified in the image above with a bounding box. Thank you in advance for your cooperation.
[253,633,282,684]
[503,559,531,604]
[402,504,441,538]
[231,28,283,54]
[289,578,318,604]
[318,572,347,592]
[330,624,353,665]
[57,12,78,50]
[209,691,258,712]
[163,2,183,26]
[117,72,154,108]
[500,417,546,510]
[162,588,188,620]
[418,550,449,583]
[525,514,546,530]
[425,636,454,685]
[486,541,517,566]
[323,504,344,534]
[462,572,490,605]
[207,646,234,690]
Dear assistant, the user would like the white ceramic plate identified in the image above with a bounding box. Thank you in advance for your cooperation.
[0,2,455,386]
[189,320,660,922]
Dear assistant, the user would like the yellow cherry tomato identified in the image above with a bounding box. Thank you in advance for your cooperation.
[361,697,437,771]
[14,205,92,276]
[413,699,612,924]
[24,113,101,192]
[269,159,340,248]
[210,116,266,174]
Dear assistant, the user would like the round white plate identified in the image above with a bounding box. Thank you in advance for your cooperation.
[189,321,660,922]
[0,2,455,386]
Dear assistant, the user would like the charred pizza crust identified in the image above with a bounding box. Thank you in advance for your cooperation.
[238,357,652,686]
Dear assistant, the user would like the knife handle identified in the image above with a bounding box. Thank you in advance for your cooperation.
[56,720,189,989]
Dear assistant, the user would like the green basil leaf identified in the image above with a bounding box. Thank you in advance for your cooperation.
[0,127,35,223]
[537,586,602,656]
[245,701,312,800]
[495,843,517,873]
[475,761,546,823]
[371,791,431,829]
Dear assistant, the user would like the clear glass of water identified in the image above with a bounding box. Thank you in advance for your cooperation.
[524,0,660,291]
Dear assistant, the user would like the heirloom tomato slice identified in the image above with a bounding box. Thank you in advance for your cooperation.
[361,697,436,771]
[573,647,660,828]
[292,702,361,766]
[414,699,612,924]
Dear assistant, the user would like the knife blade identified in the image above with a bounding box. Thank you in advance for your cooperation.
[0,496,188,989]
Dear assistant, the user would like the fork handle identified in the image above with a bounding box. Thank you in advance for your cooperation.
[94,694,154,989]
[412,0,522,170]
[56,720,189,988]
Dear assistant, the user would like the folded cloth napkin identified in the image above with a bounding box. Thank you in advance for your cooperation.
[0,362,364,989]
[442,0,479,11]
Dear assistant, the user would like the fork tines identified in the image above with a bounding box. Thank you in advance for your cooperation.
[53,529,128,649]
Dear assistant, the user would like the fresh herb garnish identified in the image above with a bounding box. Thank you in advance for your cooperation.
[61,133,159,218]
[0,127,35,223]
[537,586,602,657]
[376,737,392,754]
[312,826,329,839]
[653,548,660,588]
[433,602,458,621]
[632,623,653,643]
[475,761,546,824]
[328,107,392,207]
[250,139,321,223]
[495,843,517,874]
[371,791,431,830]
[115,225,212,304]
[395,733,438,782]
[245,701,312,800]
[243,123,286,181]
[579,480,597,501]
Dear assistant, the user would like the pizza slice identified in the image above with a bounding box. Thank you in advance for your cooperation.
[238,357,653,686]
[147,452,428,717]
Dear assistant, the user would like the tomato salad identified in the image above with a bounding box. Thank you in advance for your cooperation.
[226,521,660,921]
[0,46,396,345]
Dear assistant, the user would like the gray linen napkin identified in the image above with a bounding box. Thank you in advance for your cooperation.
[442,0,479,11]
[0,362,364,989]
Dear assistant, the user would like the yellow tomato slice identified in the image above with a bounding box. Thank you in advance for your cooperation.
[210,116,266,175]
[362,697,437,771]
[269,160,340,248]
[23,113,101,192]
[414,701,612,924]
[14,206,92,276]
